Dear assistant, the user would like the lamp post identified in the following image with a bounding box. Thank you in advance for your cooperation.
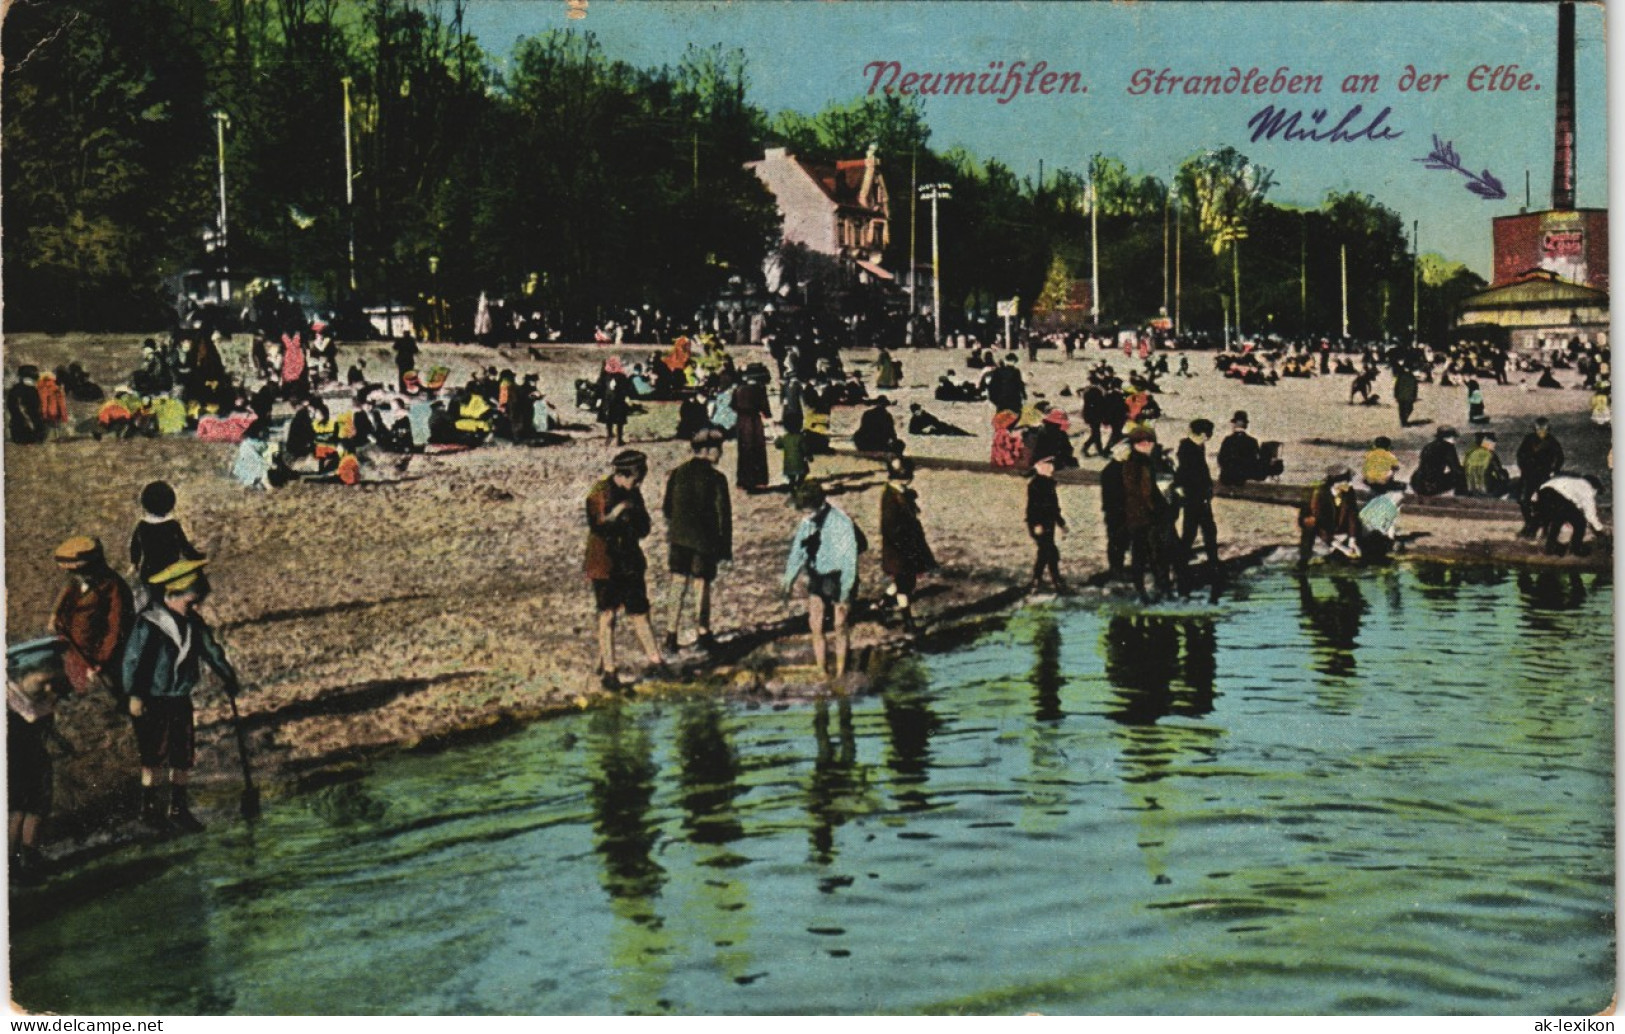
[341,76,357,294]
[428,254,441,342]
[1411,219,1420,348]
[213,111,230,304]
[920,182,951,345]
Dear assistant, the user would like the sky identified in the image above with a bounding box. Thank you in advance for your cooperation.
[460,1,1608,279]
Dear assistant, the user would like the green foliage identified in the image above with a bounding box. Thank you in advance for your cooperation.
[1,3,1470,341]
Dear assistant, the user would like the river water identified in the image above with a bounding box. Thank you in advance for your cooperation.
[10,563,1614,1015]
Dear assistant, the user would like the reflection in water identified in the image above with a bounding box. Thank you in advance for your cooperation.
[673,699,754,990]
[1031,614,1064,723]
[1098,614,1224,884]
[805,698,873,865]
[1102,615,1217,725]
[588,705,673,1014]
[1297,573,1365,680]
[676,699,745,847]
[6,566,1613,1016]
[588,705,665,901]
[877,657,941,813]
[1517,569,1589,631]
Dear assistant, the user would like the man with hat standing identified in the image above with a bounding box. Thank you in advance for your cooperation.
[1515,417,1565,536]
[585,450,667,690]
[1392,363,1420,428]
[1025,453,1068,594]
[880,456,936,634]
[120,558,241,832]
[8,636,70,881]
[50,537,134,698]
[1122,427,1173,597]
[662,429,733,655]
[1175,419,1221,567]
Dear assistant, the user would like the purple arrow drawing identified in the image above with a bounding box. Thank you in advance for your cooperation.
[1415,135,1506,200]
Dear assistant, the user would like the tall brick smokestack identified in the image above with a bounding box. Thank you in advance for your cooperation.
[1552,1,1576,210]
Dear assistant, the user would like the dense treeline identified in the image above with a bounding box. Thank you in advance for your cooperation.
[2,0,1483,339]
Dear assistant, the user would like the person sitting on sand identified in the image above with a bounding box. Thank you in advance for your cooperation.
[1464,432,1511,498]
[1411,426,1465,497]
[852,396,901,454]
[1363,436,1403,492]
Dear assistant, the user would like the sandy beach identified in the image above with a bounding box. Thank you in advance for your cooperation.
[3,331,1612,853]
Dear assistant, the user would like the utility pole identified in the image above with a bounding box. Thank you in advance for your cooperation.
[213,111,231,304]
[920,182,951,345]
[909,149,918,319]
[342,76,357,293]
[1089,155,1101,328]
[1340,244,1349,340]
[1231,239,1241,345]
[1411,219,1420,347]
[1174,192,1182,334]
[1162,187,1170,317]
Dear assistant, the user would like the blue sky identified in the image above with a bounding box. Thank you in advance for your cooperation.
[461,1,1607,278]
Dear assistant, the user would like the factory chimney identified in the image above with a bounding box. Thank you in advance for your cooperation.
[1552,1,1576,210]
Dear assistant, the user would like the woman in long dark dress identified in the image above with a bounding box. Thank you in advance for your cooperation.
[731,366,773,490]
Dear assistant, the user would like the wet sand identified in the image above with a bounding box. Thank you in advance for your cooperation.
[2,332,1612,853]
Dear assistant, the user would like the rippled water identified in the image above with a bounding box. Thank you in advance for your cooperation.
[10,564,1614,1015]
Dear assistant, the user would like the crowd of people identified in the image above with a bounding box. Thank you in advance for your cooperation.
[8,321,1612,876]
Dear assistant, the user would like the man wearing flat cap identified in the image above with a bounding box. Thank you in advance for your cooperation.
[1122,428,1174,597]
[584,450,667,690]
[662,429,733,655]
[49,537,134,698]
[120,558,241,832]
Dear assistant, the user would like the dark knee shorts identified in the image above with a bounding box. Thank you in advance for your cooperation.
[593,573,651,615]
[8,714,53,815]
[668,544,719,581]
[132,696,196,770]
[807,572,854,606]
[888,569,918,596]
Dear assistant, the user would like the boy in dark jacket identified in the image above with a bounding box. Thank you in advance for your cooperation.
[1025,454,1067,594]
[121,559,240,832]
